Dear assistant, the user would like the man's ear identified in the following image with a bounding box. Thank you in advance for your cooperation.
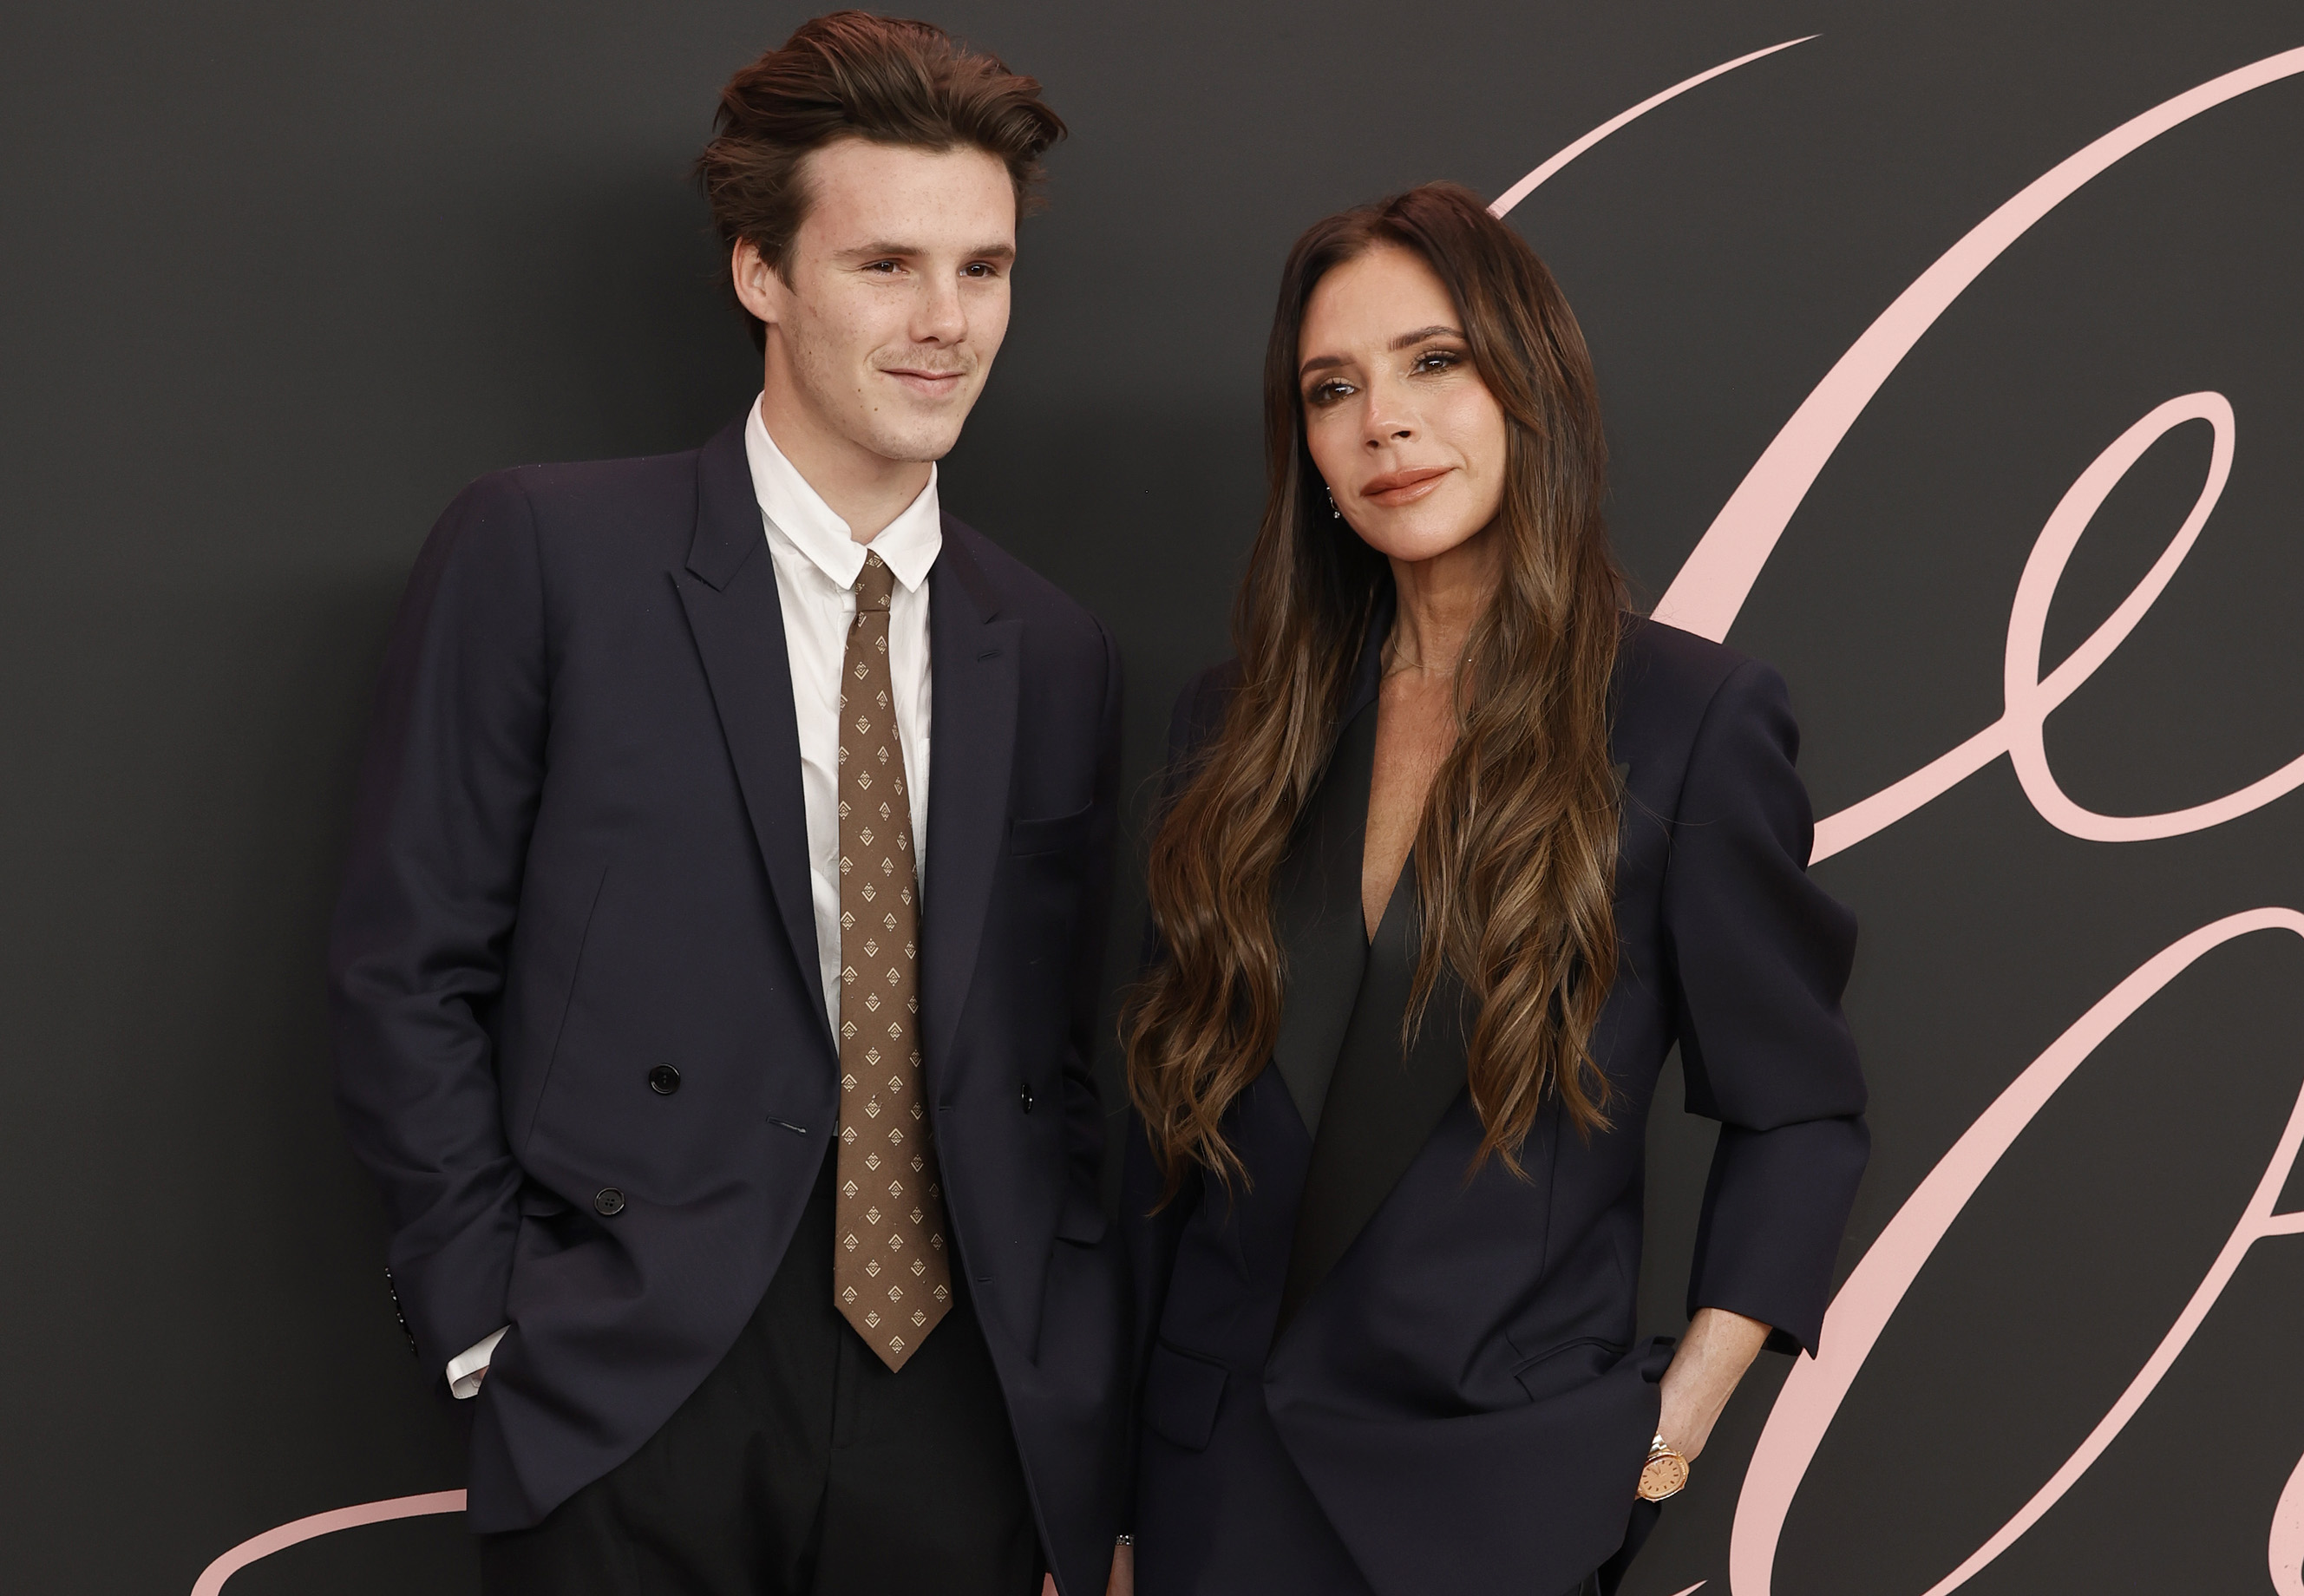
[731,239,788,329]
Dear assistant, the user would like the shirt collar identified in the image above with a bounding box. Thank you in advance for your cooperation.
[744,395,942,593]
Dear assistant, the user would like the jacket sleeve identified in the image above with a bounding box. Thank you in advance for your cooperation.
[1058,618,1125,1216]
[1661,657,1869,1357]
[1116,662,1237,1518]
[328,470,549,1380]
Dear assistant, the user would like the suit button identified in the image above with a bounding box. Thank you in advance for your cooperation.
[1019,1082,1035,1114]
[593,1187,625,1216]
[647,1064,681,1096]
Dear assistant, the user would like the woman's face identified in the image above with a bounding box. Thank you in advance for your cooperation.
[1297,245,1509,566]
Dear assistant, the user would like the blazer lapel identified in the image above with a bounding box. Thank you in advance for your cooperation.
[1268,585,1454,1344]
[1265,594,1391,1135]
[1276,867,1469,1342]
[1268,599,1633,1341]
[674,416,834,1058]
[1268,700,1379,1137]
[920,526,1021,1092]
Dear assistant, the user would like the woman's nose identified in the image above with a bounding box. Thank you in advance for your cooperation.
[1363,390,1414,446]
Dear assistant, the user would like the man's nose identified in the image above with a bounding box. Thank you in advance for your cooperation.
[914,274,968,343]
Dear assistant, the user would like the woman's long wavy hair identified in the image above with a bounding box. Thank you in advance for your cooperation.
[1124,182,1627,1201]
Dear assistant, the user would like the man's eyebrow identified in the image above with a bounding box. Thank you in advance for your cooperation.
[838,240,1018,262]
[1298,325,1467,378]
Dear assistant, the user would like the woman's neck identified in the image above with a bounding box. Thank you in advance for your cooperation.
[1384,525,1502,678]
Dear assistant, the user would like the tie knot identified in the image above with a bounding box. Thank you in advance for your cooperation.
[854,551,897,613]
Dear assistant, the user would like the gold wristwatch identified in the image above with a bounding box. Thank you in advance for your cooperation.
[1637,1433,1690,1501]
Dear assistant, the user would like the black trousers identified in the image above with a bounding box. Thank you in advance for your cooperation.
[480,1146,1042,1596]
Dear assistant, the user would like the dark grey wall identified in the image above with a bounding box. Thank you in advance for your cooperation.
[3,3,2301,1592]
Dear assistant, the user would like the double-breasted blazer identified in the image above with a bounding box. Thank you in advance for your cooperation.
[329,414,1128,1592]
[1123,606,1869,1596]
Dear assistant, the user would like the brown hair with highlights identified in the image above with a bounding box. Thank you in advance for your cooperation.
[1125,182,1627,1201]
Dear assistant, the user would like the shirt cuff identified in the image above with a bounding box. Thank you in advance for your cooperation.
[446,1326,508,1399]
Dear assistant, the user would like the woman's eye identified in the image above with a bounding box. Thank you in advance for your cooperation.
[1412,349,1463,374]
[1306,380,1356,406]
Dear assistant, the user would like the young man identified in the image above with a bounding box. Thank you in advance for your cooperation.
[331,16,1128,1594]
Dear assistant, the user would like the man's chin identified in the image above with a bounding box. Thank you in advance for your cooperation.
[855,416,968,468]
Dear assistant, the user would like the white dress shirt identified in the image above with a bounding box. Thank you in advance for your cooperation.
[744,397,940,1032]
[446,397,942,1397]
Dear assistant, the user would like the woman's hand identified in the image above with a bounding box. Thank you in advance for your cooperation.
[1655,1307,1771,1462]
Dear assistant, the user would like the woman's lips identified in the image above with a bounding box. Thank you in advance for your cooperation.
[1359,466,1451,506]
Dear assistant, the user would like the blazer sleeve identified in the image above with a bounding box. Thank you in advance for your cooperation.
[1118,664,1234,1514]
[327,470,549,1379]
[1057,618,1125,1217]
[1661,657,1868,1357]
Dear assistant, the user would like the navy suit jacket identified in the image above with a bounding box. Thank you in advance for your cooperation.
[329,414,1128,1591]
[1123,612,1868,1596]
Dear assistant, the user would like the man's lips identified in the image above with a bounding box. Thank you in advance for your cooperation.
[880,366,968,397]
[1359,466,1452,507]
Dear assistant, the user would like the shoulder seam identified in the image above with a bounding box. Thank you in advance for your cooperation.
[1664,655,1768,830]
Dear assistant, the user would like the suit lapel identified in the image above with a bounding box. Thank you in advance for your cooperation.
[920,526,1020,1091]
[1276,866,1469,1342]
[674,417,834,1058]
[1268,588,1460,1344]
[1268,605,1637,1341]
[1268,700,1378,1137]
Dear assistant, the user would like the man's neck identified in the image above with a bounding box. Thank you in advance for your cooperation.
[756,388,930,545]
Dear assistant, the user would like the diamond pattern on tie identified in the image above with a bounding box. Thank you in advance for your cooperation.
[833,551,950,1370]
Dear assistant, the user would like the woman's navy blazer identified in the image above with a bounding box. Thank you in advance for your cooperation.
[1123,610,1869,1596]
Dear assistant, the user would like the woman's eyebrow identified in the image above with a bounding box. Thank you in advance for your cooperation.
[1299,325,1468,379]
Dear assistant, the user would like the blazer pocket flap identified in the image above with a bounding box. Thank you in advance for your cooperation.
[1142,1341,1228,1452]
[1511,1336,1626,1405]
[1008,801,1095,855]
[1055,1188,1107,1245]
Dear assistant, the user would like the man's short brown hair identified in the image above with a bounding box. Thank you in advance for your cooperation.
[697,11,1067,347]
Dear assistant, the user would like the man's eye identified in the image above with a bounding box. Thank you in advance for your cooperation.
[962,262,999,278]
[865,259,900,274]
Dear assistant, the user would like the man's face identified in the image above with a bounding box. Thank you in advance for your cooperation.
[740,139,1017,467]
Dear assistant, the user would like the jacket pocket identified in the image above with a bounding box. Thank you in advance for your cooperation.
[1142,1341,1228,1452]
[1008,801,1095,856]
[1511,1336,1627,1405]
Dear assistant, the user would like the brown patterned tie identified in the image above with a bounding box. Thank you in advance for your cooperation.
[834,550,951,1370]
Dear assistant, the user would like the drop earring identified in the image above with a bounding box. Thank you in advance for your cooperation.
[1325,487,1340,520]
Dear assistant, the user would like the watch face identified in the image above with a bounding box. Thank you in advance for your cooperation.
[1638,1452,1690,1501]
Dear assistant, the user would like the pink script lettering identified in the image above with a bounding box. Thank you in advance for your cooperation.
[1636,43,2304,1596]
[1731,911,2304,1596]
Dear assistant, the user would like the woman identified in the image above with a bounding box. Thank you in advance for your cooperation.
[1121,183,1868,1596]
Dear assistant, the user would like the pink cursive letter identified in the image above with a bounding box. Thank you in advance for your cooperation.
[1730,910,2304,1595]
